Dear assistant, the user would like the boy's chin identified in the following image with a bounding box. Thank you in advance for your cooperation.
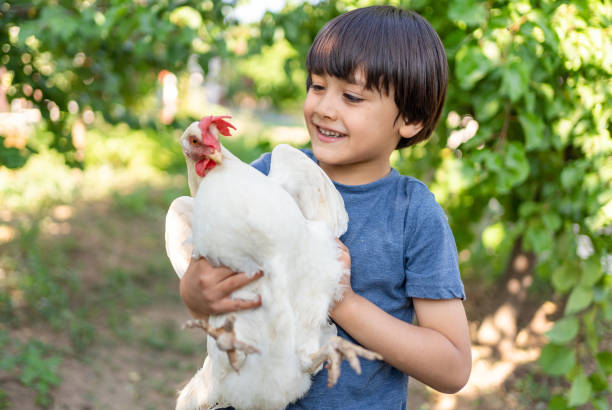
[310,143,343,165]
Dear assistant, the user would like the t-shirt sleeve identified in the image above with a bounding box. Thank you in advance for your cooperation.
[404,185,465,300]
[250,152,272,175]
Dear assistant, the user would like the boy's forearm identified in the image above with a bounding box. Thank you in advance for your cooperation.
[330,293,471,393]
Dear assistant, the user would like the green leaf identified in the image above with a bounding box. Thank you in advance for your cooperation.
[169,6,202,29]
[542,213,562,233]
[582,308,598,353]
[552,264,580,292]
[603,298,612,321]
[518,202,541,218]
[546,317,579,344]
[593,398,610,410]
[501,60,530,102]
[589,372,610,392]
[561,164,585,190]
[482,222,506,250]
[455,46,495,89]
[567,373,592,407]
[474,94,501,121]
[597,351,612,375]
[593,286,608,303]
[580,257,604,286]
[525,222,553,254]
[448,0,488,26]
[0,145,30,169]
[539,343,576,376]
[505,143,529,179]
[497,142,529,193]
[565,286,594,314]
[519,111,548,151]
[549,395,571,410]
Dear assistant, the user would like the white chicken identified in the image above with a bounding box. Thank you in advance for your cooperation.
[165,116,382,410]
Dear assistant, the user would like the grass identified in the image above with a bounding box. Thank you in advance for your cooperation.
[0,331,62,407]
[0,123,183,406]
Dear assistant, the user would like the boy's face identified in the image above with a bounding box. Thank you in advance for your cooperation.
[304,72,416,184]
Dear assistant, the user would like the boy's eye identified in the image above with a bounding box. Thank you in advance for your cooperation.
[311,84,325,91]
[343,93,363,103]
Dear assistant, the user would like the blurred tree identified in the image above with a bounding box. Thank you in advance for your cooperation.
[0,0,237,168]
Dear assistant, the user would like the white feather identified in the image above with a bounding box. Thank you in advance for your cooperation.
[268,144,348,237]
[165,196,194,279]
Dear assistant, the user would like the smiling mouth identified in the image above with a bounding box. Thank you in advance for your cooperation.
[317,126,346,138]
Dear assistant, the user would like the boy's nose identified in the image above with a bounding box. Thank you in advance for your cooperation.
[314,95,337,120]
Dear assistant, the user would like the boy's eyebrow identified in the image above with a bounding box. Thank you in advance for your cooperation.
[347,79,366,87]
[311,72,368,88]
[345,76,367,88]
[346,69,368,88]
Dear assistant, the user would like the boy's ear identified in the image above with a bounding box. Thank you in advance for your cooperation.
[398,121,423,140]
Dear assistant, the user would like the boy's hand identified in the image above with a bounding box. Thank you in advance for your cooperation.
[180,257,263,319]
[330,239,355,318]
[336,238,351,274]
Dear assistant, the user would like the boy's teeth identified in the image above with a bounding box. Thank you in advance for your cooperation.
[319,127,342,137]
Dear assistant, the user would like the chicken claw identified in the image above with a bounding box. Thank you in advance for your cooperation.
[183,316,259,371]
[307,336,383,387]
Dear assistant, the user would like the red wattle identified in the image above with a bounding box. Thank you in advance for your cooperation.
[195,158,217,177]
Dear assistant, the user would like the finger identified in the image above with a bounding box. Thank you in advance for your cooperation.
[213,295,262,313]
[335,238,349,252]
[199,261,235,282]
[219,271,263,296]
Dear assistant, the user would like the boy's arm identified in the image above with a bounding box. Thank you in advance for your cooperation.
[330,291,471,394]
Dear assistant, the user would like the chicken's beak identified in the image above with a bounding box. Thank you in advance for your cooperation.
[209,149,223,165]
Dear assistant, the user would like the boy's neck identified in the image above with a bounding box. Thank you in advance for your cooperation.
[319,161,393,186]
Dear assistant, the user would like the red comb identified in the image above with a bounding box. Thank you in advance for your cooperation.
[198,115,236,137]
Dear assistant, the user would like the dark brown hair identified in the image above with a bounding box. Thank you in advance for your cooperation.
[306,6,448,149]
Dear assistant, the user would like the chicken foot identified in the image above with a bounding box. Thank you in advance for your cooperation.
[183,316,260,372]
[307,336,383,388]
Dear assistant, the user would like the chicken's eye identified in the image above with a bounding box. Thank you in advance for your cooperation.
[190,136,199,145]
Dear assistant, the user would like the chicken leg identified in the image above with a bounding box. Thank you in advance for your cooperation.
[183,316,259,371]
[308,336,383,387]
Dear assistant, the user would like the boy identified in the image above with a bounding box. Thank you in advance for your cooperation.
[180,6,471,409]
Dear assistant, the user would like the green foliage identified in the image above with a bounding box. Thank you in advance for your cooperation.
[0,0,237,168]
[436,1,609,405]
[568,372,592,407]
[546,316,579,344]
[0,331,62,407]
[140,318,200,356]
[418,1,610,406]
[112,187,152,216]
[0,389,8,410]
[19,342,62,407]
[14,220,72,327]
[0,137,31,168]
[66,309,96,354]
[539,343,576,376]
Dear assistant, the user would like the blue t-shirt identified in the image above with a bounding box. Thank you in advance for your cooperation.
[250,149,465,410]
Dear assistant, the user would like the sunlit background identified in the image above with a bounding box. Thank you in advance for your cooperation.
[0,0,610,408]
